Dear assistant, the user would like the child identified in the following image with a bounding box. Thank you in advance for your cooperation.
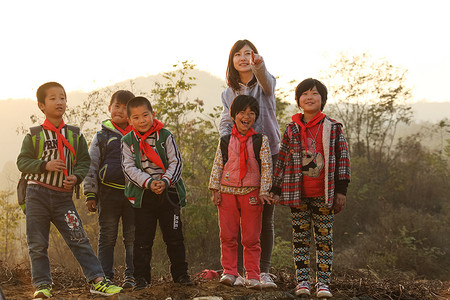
[210,95,273,290]
[83,90,136,288]
[16,82,122,298]
[121,96,192,290]
[219,39,280,288]
[270,78,350,298]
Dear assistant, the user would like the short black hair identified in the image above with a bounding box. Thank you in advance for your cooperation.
[295,78,328,110]
[36,82,66,105]
[110,90,135,106]
[230,95,260,121]
[126,96,153,116]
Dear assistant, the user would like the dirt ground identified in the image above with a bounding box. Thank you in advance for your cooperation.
[0,266,448,300]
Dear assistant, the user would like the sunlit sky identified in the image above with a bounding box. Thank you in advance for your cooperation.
[1,0,449,102]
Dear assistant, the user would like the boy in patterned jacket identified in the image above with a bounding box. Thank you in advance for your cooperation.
[270,78,350,299]
[17,82,122,299]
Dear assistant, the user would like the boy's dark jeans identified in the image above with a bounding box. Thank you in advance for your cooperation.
[133,188,188,283]
[97,184,135,280]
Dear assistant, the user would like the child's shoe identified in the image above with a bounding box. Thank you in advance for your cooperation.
[122,277,135,289]
[260,272,277,289]
[133,277,150,291]
[219,274,236,286]
[316,282,333,298]
[245,278,262,290]
[33,283,52,299]
[90,278,122,296]
[294,280,311,296]
[233,274,245,286]
[175,274,194,286]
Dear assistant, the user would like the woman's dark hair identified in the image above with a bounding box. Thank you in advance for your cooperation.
[226,39,258,91]
[230,95,259,121]
[295,78,328,110]
[110,90,135,106]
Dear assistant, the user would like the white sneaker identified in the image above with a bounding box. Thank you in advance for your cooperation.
[245,278,262,290]
[316,282,333,298]
[260,272,277,289]
[295,281,311,296]
[234,274,245,286]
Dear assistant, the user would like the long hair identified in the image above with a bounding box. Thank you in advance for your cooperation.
[226,39,258,91]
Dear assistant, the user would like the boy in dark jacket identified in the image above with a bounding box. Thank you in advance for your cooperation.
[83,90,136,288]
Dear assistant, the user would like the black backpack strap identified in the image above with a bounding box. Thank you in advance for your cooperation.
[96,129,109,166]
[220,134,231,166]
[252,134,263,171]
[29,126,42,158]
[65,125,80,152]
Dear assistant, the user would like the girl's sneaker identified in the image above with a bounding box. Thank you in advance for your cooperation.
[233,274,245,286]
[295,281,311,296]
[219,274,236,286]
[316,282,333,298]
[33,283,52,299]
[245,279,262,290]
[260,272,277,289]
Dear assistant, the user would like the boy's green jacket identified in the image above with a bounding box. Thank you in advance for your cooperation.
[121,128,186,208]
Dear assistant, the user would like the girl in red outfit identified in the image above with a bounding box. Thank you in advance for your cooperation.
[209,95,273,290]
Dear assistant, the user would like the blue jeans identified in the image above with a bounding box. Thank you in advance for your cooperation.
[26,184,104,287]
[97,185,135,280]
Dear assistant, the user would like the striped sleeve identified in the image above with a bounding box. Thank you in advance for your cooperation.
[161,133,183,186]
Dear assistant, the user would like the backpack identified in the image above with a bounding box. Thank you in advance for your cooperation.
[17,125,80,213]
[220,133,263,171]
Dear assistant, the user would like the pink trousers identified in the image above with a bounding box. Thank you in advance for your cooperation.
[218,189,263,280]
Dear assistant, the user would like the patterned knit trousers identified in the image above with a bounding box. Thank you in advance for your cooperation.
[291,196,334,284]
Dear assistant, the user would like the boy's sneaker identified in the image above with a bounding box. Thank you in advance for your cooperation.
[316,282,333,298]
[90,279,122,296]
[233,274,245,286]
[175,274,194,286]
[260,272,277,289]
[245,279,262,290]
[295,281,311,296]
[33,283,52,299]
[122,277,135,289]
[219,274,236,286]
[133,277,150,291]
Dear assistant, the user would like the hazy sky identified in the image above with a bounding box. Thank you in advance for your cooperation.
[1,0,449,102]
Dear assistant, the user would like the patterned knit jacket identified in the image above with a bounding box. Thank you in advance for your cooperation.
[271,116,350,207]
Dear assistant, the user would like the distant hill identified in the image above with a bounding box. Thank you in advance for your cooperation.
[1,68,449,184]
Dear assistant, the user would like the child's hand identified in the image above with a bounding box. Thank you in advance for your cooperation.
[151,180,166,194]
[260,195,272,205]
[150,180,159,193]
[212,190,221,206]
[333,193,346,214]
[63,175,77,190]
[250,50,263,65]
[46,159,66,172]
[86,200,97,212]
[269,192,280,205]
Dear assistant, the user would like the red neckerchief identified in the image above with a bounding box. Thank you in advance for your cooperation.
[231,125,257,182]
[111,121,132,136]
[41,119,76,177]
[132,119,165,171]
[292,112,326,153]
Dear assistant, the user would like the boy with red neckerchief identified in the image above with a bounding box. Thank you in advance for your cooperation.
[17,82,122,299]
[83,90,136,289]
[121,96,192,291]
[270,78,351,298]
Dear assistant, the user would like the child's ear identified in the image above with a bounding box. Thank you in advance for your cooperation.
[38,101,45,112]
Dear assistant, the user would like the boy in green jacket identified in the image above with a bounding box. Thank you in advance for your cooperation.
[121,96,191,290]
[17,82,122,299]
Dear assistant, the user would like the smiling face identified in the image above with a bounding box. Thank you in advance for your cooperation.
[232,106,256,135]
[128,105,155,133]
[233,44,253,76]
[38,86,67,120]
[109,99,128,128]
[299,86,322,115]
